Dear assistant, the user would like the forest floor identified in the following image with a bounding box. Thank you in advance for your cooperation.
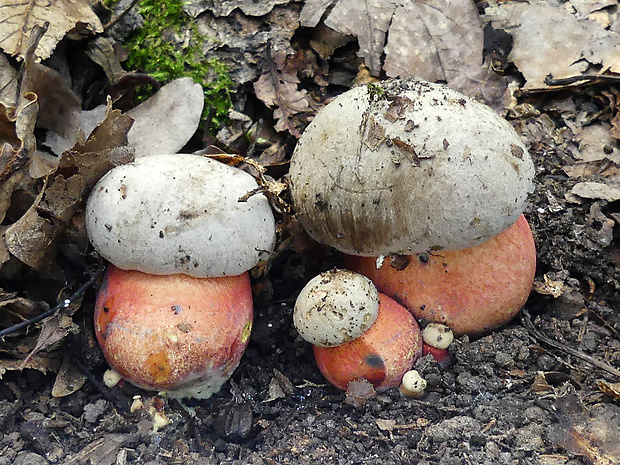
[1,1,620,464]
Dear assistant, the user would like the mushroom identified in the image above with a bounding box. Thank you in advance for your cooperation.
[86,154,276,277]
[289,78,534,256]
[86,153,276,398]
[421,323,454,366]
[313,293,423,391]
[293,269,379,347]
[94,266,253,399]
[400,370,427,397]
[345,214,536,336]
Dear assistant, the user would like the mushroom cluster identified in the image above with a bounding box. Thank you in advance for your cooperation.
[289,78,537,388]
[87,154,276,399]
[293,269,423,391]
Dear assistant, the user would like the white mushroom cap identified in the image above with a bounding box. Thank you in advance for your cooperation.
[85,154,276,277]
[400,370,427,397]
[293,269,380,347]
[422,323,454,350]
[289,78,535,256]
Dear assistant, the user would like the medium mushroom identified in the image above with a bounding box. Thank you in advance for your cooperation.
[86,154,276,398]
[312,293,423,391]
[293,268,379,347]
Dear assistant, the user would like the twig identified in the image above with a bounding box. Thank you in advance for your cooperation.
[0,266,104,339]
[521,309,620,379]
[544,74,620,87]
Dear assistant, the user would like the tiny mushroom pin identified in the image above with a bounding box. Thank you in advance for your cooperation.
[86,154,276,398]
[289,78,536,337]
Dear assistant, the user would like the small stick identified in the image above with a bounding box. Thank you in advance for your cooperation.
[521,309,620,379]
[0,266,104,339]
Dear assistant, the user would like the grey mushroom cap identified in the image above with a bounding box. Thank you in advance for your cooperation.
[85,154,276,277]
[293,269,380,347]
[289,78,535,256]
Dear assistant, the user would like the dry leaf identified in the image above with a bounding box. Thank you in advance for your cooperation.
[183,0,290,17]
[598,380,620,401]
[383,0,507,107]
[0,352,62,378]
[563,158,620,179]
[571,181,620,202]
[376,418,396,431]
[21,314,79,368]
[551,396,620,465]
[61,434,140,465]
[0,94,38,223]
[486,2,620,89]
[127,78,205,158]
[253,50,311,137]
[0,0,103,60]
[301,0,506,107]
[52,352,87,397]
[22,56,81,135]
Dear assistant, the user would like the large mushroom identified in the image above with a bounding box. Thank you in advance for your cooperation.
[289,78,534,256]
[289,78,536,336]
[86,154,276,398]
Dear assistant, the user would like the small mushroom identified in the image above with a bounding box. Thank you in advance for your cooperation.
[422,323,453,366]
[293,269,379,347]
[400,370,427,397]
[422,323,454,350]
[313,293,423,391]
[289,78,534,256]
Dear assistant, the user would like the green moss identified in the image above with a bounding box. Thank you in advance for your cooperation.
[121,0,233,132]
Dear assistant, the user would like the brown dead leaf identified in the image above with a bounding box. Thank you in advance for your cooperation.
[0,0,103,60]
[22,58,81,136]
[5,101,133,271]
[61,433,140,465]
[301,0,506,107]
[183,0,290,17]
[571,181,620,202]
[21,314,79,368]
[383,0,507,107]
[253,49,311,137]
[52,352,87,397]
[551,396,620,465]
[0,351,62,378]
[598,380,620,401]
[0,93,38,224]
[486,2,620,90]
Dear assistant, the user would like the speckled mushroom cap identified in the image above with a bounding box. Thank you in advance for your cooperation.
[289,78,535,256]
[85,154,276,277]
[293,269,380,347]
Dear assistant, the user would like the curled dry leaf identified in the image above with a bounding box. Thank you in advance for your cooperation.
[0,0,103,60]
[486,2,620,90]
[127,78,205,158]
[300,0,507,107]
[5,102,133,271]
[183,0,291,17]
[254,50,311,137]
[550,395,620,465]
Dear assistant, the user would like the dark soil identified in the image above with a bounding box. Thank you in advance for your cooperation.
[1,4,620,465]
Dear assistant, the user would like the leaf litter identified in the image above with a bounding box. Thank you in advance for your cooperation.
[0,1,619,464]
